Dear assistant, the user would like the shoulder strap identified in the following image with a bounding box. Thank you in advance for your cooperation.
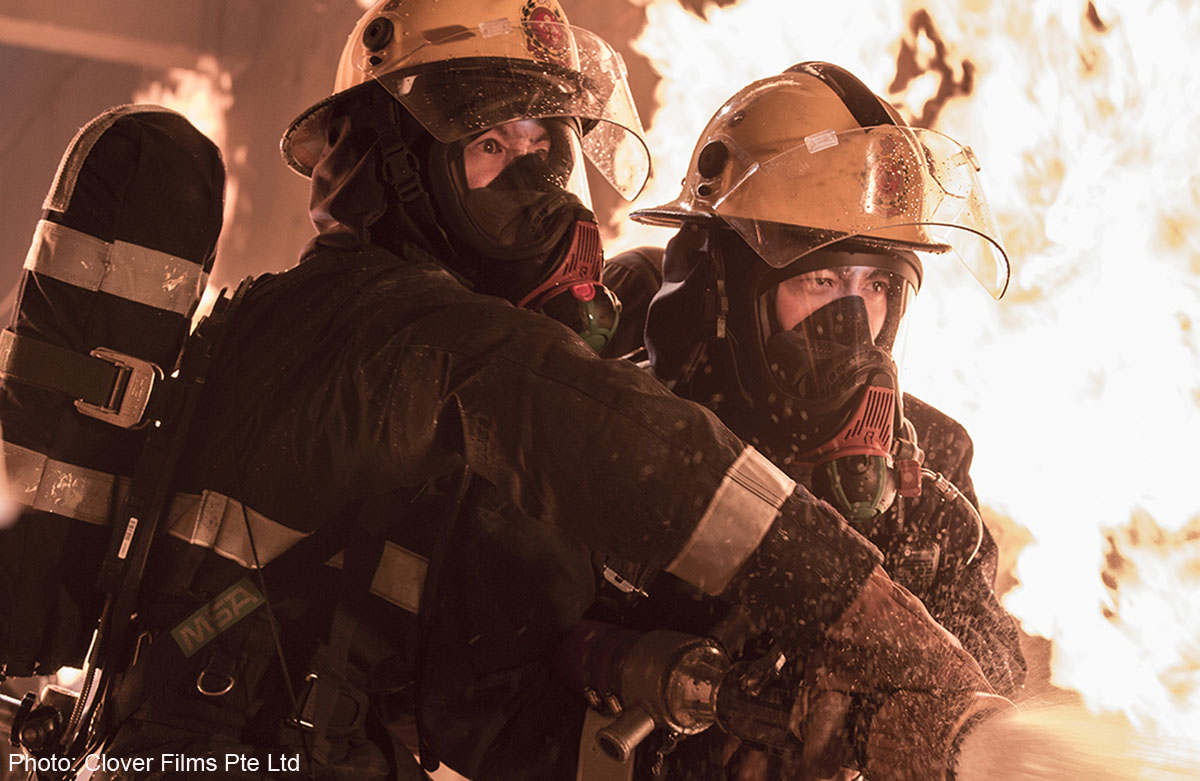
[410,466,475,774]
[61,278,255,763]
[290,494,391,765]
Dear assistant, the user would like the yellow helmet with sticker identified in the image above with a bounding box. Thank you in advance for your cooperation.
[632,62,1009,298]
[282,0,650,201]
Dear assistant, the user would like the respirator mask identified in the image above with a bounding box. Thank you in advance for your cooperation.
[434,117,620,351]
[757,255,920,522]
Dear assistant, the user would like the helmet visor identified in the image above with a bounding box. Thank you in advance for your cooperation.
[367,23,649,200]
[714,126,1010,298]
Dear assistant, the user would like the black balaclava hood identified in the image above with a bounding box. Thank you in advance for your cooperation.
[302,82,453,266]
[300,83,620,352]
[302,82,602,310]
[644,224,722,386]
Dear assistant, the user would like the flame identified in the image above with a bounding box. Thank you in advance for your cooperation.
[132,54,233,150]
[956,701,1200,780]
[621,0,1200,764]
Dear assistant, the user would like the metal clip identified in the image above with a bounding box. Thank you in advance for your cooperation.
[603,566,649,598]
[195,669,235,697]
[74,347,161,428]
[290,672,320,729]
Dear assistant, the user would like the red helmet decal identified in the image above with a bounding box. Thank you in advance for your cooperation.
[865,134,911,219]
[522,0,569,63]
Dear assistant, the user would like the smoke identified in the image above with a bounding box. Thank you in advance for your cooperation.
[954,701,1200,780]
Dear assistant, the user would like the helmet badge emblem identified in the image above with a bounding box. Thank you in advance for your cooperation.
[864,133,910,218]
[522,0,569,63]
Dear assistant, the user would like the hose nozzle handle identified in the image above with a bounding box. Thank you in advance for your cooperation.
[595,704,657,762]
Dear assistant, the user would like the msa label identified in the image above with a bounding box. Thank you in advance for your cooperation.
[169,577,266,657]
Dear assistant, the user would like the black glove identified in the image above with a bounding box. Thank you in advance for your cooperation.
[793,567,1014,780]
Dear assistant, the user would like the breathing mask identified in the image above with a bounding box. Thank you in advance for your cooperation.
[280,1,653,354]
[429,117,621,350]
[755,250,922,522]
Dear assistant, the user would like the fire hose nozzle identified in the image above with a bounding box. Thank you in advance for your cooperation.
[557,624,731,758]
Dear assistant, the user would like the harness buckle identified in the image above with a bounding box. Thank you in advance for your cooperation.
[290,672,321,730]
[288,670,368,735]
[73,347,162,428]
[381,143,424,203]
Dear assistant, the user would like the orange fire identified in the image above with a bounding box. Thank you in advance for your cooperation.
[131,54,233,151]
[616,0,1200,768]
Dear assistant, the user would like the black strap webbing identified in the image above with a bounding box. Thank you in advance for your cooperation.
[107,502,362,720]
[0,329,124,408]
[62,279,254,768]
[412,466,474,773]
[298,513,385,765]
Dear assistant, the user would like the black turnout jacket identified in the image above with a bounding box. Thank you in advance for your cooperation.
[103,109,887,779]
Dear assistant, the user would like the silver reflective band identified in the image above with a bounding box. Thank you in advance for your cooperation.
[164,490,308,569]
[666,446,796,595]
[0,451,309,569]
[327,541,428,614]
[24,219,206,315]
[2,440,122,525]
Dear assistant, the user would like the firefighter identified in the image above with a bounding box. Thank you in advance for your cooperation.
[597,62,1026,776]
[84,8,998,781]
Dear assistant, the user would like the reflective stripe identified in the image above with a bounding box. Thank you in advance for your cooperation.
[326,541,428,614]
[2,441,122,525]
[43,104,176,213]
[0,447,310,569]
[24,220,205,315]
[666,446,796,596]
[164,490,308,569]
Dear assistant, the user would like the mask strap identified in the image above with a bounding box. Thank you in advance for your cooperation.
[368,99,460,269]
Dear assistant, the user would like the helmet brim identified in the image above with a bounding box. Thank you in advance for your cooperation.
[630,201,725,228]
[280,93,341,178]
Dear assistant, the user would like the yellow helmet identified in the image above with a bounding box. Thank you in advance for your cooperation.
[281,0,650,200]
[632,62,1010,298]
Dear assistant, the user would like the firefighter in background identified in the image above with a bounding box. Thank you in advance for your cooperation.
[51,6,1001,780]
[591,63,1027,777]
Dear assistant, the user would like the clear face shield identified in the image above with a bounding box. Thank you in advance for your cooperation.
[710,125,1009,299]
[361,20,650,200]
[754,247,922,522]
